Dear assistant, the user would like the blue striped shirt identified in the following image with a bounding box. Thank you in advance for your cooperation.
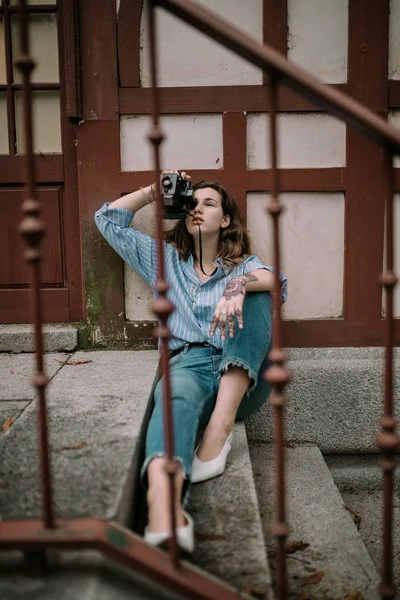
[95,204,287,350]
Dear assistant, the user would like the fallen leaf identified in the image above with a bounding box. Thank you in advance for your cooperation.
[243,586,266,599]
[345,592,364,600]
[195,532,226,541]
[57,359,93,366]
[2,418,14,432]
[10,370,14,374]
[59,442,87,451]
[301,570,324,585]
[344,504,362,529]
[286,540,309,553]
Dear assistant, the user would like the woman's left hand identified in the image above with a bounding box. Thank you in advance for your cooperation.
[210,275,256,340]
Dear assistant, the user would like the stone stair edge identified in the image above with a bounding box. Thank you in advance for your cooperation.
[188,421,274,599]
[0,323,85,353]
[249,442,381,599]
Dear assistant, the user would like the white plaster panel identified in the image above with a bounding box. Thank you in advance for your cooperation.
[389,111,400,167]
[389,0,400,79]
[382,194,400,318]
[247,113,346,169]
[395,194,400,318]
[140,0,263,87]
[287,0,348,83]
[120,114,223,171]
[247,192,344,319]
[125,206,175,321]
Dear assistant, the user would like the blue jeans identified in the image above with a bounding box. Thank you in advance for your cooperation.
[141,292,272,503]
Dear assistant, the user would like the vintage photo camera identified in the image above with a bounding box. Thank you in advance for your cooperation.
[161,172,195,219]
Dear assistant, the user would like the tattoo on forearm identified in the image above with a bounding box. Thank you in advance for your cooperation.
[223,273,258,300]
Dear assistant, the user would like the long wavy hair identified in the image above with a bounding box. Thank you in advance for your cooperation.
[164,181,251,268]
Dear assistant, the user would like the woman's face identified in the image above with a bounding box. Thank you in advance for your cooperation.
[185,187,230,236]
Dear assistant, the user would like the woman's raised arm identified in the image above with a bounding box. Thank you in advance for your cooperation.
[108,183,155,212]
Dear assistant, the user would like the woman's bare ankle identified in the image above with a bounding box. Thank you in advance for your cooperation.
[196,422,232,461]
[146,457,186,532]
[147,493,186,532]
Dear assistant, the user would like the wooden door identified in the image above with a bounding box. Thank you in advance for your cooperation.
[0,0,83,323]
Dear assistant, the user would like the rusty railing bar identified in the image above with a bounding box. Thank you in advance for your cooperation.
[265,73,291,600]
[376,148,399,600]
[147,0,180,568]
[15,0,54,531]
[155,0,400,154]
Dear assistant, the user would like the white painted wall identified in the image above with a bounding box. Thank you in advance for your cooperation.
[287,0,348,83]
[247,192,345,319]
[382,194,400,318]
[389,111,400,167]
[120,114,223,171]
[125,203,158,321]
[140,0,263,87]
[395,195,400,318]
[246,113,346,169]
[389,0,400,79]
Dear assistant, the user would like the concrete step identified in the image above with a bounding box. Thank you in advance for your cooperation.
[325,453,400,496]
[249,442,381,599]
[245,347,400,453]
[341,490,400,591]
[0,324,80,353]
[188,422,273,599]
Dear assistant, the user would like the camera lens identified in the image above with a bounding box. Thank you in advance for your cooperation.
[162,176,172,192]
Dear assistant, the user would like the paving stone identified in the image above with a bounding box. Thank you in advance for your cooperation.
[0,350,159,523]
[0,353,70,401]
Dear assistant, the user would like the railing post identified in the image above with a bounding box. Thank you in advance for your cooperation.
[147,0,181,569]
[376,148,399,600]
[15,0,55,533]
[264,71,291,600]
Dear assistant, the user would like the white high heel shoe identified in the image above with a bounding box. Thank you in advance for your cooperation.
[191,432,233,484]
[143,511,194,555]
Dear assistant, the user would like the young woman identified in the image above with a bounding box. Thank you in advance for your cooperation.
[95,170,287,554]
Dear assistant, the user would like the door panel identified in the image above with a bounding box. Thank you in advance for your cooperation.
[1,188,64,286]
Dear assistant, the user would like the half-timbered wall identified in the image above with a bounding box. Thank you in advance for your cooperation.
[78,0,400,347]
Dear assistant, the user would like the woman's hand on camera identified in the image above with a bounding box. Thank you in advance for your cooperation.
[159,169,191,185]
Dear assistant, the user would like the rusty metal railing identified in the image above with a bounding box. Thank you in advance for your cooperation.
[0,0,399,598]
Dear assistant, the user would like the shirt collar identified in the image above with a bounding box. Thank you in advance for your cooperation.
[182,254,231,281]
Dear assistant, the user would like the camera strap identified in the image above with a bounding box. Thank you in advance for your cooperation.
[184,208,218,278]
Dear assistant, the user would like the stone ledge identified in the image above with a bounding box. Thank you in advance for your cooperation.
[246,348,400,453]
[0,324,79,353]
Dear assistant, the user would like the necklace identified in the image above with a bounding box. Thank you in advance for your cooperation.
[194,261,217,279]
